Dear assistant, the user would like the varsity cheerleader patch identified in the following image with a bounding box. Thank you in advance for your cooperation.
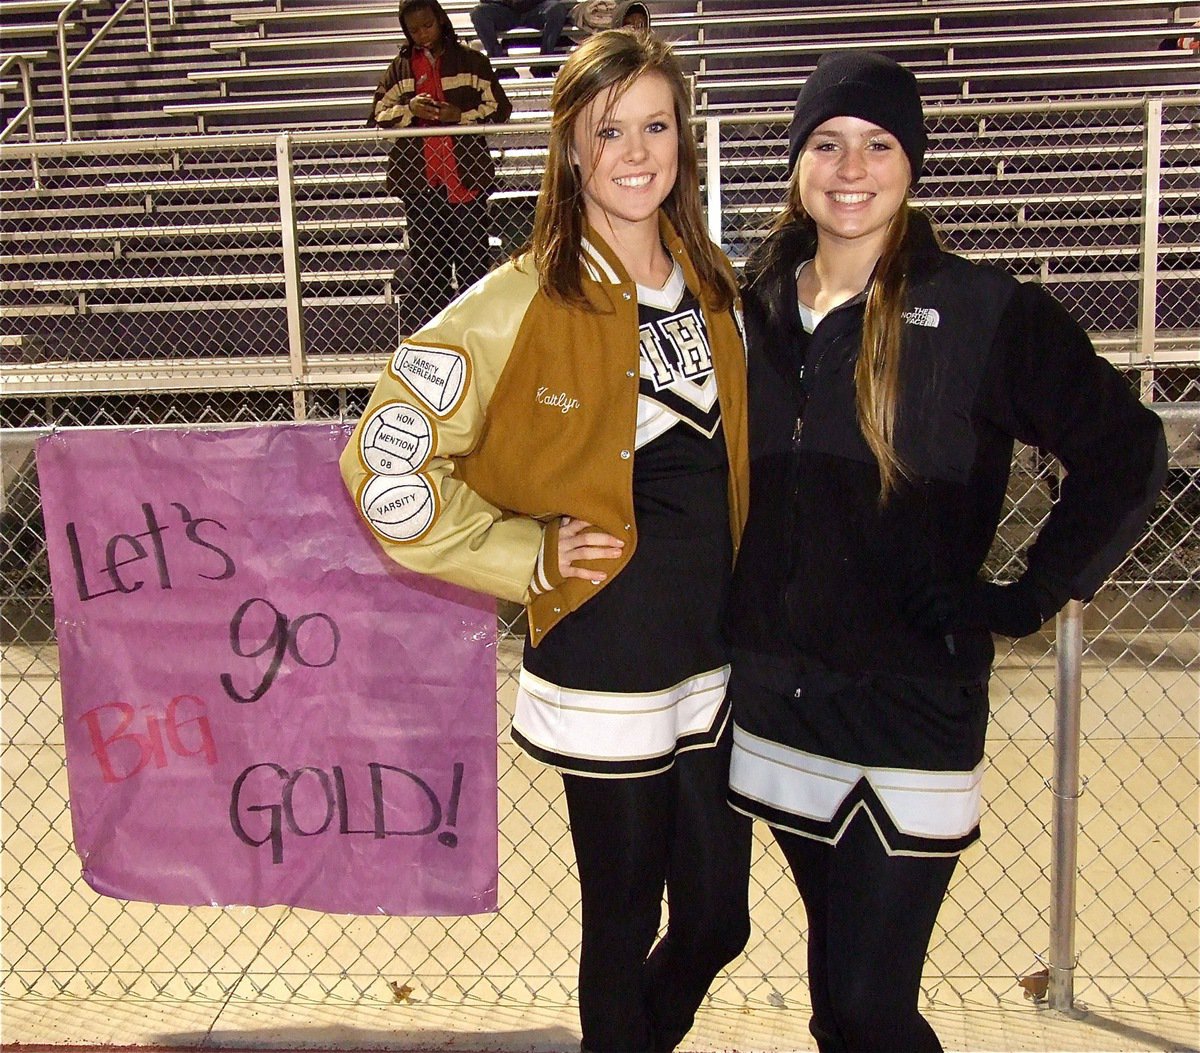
[389,341,471,418]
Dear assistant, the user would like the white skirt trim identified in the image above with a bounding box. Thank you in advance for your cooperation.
[730,722,984,841]
[512,665,729,764]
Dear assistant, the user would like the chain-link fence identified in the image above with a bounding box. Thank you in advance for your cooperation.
[2,101,1198,1021]
[3,100,1197,401]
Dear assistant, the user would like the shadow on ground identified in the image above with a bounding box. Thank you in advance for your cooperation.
[153,1025,581,1052]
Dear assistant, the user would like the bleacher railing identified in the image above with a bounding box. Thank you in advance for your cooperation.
[0,53,38,156]
[1,100,1197,1028]
[2,99,1197,405]
[56,0,171,141]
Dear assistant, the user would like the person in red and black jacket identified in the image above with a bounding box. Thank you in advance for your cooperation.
[371,0,512,325]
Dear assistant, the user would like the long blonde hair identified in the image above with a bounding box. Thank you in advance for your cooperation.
[529,30,736,312]
[766,176,916,501]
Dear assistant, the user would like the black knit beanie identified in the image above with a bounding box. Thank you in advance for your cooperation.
[786,51,927,183]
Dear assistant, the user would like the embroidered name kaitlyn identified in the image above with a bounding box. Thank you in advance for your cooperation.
[536,387,581,414]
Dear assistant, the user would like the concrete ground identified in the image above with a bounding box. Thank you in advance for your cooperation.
[3,993,1199,1051]
[2,632,1196,1052]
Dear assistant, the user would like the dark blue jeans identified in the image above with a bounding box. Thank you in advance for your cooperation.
[470,1,570,56]
[399,185,494,328]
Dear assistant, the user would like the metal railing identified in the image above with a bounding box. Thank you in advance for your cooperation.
[2,99,1197,403]
[0,54,39,166]
[56,0,174,141]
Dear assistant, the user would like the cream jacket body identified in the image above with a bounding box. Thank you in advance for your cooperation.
[340,218,749,644]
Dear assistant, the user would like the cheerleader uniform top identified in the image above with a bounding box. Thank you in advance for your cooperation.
[513,261,734,778]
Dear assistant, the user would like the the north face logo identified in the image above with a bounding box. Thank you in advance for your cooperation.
[902,307,941,328]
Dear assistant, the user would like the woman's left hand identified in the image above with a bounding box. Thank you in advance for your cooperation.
[438,101,462,123]
[556,516,625,582]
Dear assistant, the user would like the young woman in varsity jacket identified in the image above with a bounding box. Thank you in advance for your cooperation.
[725,52,1166,1053]
[370,0,512,323]
[343,31,752,1052]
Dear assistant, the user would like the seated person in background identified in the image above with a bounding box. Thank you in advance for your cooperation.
[613,1,651,33]
[470,0,572,76]
[571,0,615,34]
[1159,20,1199,50]
[370,0,512,326]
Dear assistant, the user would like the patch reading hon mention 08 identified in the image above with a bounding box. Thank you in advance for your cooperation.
[388,342,470,417]
[360,401,435,475]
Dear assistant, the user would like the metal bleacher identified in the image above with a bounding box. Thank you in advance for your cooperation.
[0,0,1197,406]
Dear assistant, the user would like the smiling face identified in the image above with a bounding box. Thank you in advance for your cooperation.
[570,70,679,239]
[795,115,911,255]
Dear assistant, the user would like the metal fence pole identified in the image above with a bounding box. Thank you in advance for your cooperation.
[1138,99,1163,402]
[57,0,81,141]
[1048,597,1085,1011]
[142,0,154,53]
[276,132,309,422]
[705,116,722,246]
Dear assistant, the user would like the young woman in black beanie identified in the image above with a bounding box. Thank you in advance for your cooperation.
[725,51,1166,1052]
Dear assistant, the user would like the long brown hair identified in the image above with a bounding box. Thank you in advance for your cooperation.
[529,30,736,312]
[765,173,916,501]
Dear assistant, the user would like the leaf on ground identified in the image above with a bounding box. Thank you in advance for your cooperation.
[388,980,415,1004]
[1018,967,1049,1001]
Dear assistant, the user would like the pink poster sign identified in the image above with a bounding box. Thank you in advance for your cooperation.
[36,423,498,916]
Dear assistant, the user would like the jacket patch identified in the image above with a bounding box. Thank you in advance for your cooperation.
[902,307,941,329]
[390,342,470,417]
[359,400,435,474]
[536,387,581,414]
[359,473,438,543]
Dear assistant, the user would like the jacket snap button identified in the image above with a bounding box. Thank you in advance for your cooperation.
[622,291,632,301]
[553,606,561,613]
[626,369,635,378]
[624,523,631,530]
[620,449,631,460]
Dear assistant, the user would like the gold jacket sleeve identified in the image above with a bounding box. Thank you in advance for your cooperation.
[339,261,546,603]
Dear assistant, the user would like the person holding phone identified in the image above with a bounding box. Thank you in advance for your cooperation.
[370,0,512,325]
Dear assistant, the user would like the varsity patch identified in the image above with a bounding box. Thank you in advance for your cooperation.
[359,472,438,543]
[389,341,470,417]
[359,401,435,475]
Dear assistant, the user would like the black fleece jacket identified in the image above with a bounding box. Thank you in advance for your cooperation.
[725,212,1167,683]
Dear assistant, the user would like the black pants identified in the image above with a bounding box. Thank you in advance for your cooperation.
[774,813,958,1053]
[562,729,752,1052]
[400,186,494,328]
